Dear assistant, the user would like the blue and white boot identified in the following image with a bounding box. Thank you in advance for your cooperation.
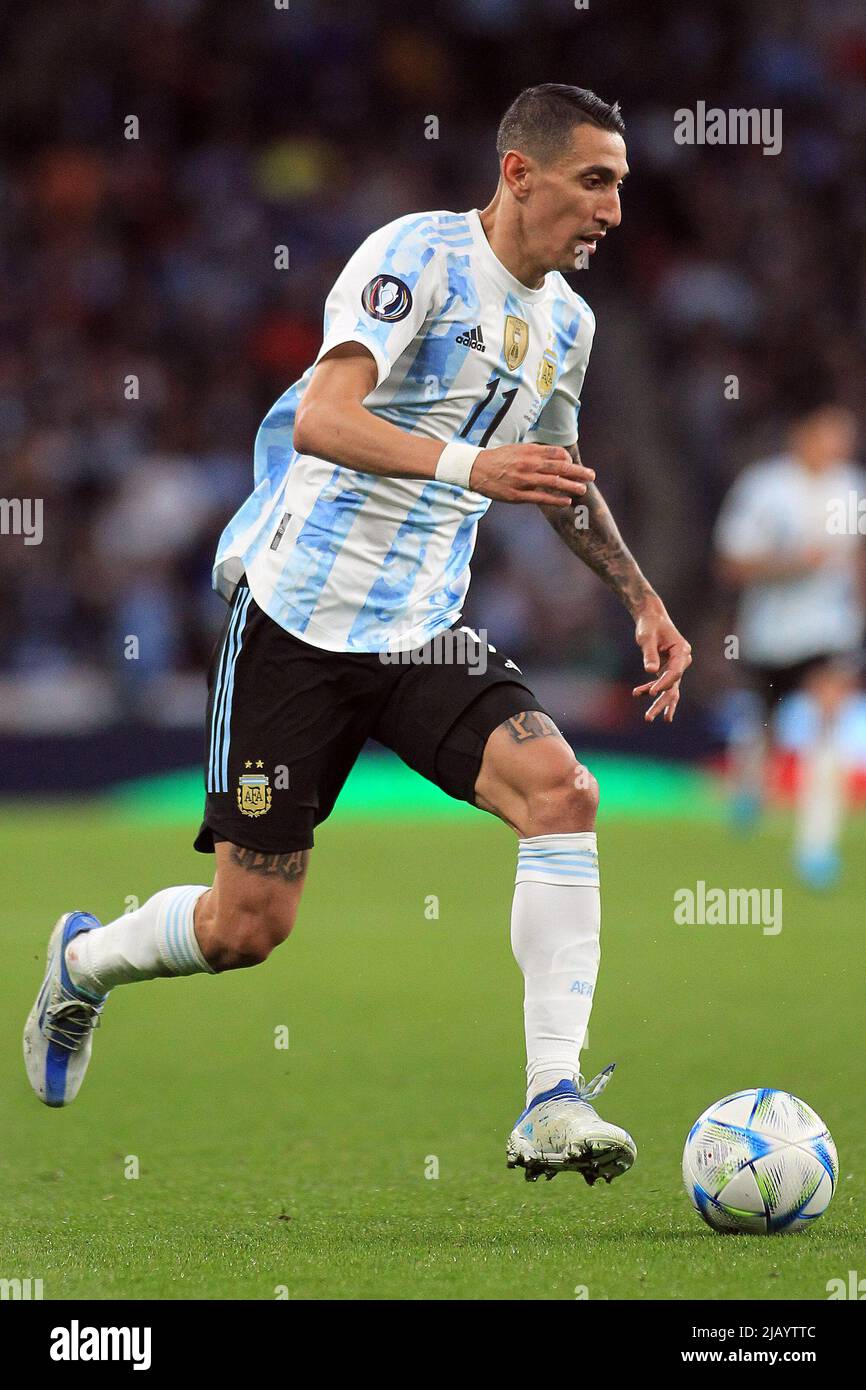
[23,912,108,1107]
[795,847,841,891]
[507,1064,636,1185]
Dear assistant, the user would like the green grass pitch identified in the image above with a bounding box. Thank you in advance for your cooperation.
[1,760,863,1300]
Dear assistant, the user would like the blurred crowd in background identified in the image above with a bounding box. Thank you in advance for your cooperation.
[1,0,865,736]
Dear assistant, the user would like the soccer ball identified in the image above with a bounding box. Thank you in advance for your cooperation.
[682,1088,837,1234]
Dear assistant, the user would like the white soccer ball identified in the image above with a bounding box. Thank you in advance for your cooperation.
[682,1088,838,1234]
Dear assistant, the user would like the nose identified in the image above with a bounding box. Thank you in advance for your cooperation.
[599,189,622,229]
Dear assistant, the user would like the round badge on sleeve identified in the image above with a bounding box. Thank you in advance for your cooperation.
[361,275,413,322]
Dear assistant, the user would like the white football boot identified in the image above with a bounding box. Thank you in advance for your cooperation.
[507,1064,636,1185]
[23,912,108,1107]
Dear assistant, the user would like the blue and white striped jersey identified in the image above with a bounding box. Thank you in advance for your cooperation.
[214,208,595,652]
[715,454,866,665]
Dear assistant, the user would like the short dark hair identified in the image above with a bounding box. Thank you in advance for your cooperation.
[496,84,625,165]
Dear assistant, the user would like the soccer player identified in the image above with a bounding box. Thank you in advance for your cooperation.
[715,402,865,889]
[25,85,691,1185]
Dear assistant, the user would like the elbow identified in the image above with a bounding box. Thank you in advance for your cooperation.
[715,557,743,589]
[293,398,325,457]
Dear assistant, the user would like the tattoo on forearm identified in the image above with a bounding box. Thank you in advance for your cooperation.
[230,847,310,882]
[503,711,560,743]
[542,445,655,615]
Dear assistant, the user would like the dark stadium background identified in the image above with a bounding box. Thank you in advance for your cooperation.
[2,0,865,1313]
[2,0,865,789]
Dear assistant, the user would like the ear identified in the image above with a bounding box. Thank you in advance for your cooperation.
[501,149,533,200]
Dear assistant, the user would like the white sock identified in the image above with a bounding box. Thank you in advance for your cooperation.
[730,706,768,804]
[510,832,601,1105]
[66,886,214,995]
[796,724,844,858]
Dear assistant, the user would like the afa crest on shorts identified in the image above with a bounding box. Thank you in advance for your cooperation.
[503,315,529,371]
[361,275,413,322]
[237,762,272,817]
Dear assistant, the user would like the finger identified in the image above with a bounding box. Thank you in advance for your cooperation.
[639,639,660,674]
[645,689,678,722]
[522,475,589,497]
[632,672,674,696]
[635,649,691,696]
[635,673,681,705]
[651,680,681,715]
[534,446,576,465]
[514,490,573,506]
[647,653,691,689]
[639,669,683,698]
[534,459,595,481]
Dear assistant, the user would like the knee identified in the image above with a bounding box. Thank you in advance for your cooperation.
[207,900,297,972]
[520,760,599,836]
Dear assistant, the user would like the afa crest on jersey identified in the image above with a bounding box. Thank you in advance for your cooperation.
[503,315,529,371]
[237,768,272,817]
[537,350,557,397]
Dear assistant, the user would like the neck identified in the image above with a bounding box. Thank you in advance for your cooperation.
[798,454,828,474]
[478,186,546,290]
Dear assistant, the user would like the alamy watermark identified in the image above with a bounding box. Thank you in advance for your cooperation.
[1,1276,44,1299]
[379,626,521,678]
[50,1322,151,1370]
[674,102,782,156]
[827,1271,866,1299]
[674,881,782,936]
[0,497,43,545]
[826,492,866,534]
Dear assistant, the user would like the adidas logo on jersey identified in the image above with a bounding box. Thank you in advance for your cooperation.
[456,325,485,352]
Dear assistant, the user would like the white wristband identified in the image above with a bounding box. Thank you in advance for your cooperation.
[435,441,481,489]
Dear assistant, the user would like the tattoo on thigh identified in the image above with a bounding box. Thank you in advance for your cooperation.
[504,711,560,743]
[230,847,310,883]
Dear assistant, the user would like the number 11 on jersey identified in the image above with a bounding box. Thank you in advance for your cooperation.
[459,374,518,448]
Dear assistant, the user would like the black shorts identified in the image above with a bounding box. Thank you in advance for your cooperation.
[746,652,854,709]
[194,580,546,854]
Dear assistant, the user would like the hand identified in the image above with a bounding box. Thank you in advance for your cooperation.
[803,542,850,572]
[803,544,831,570]
[631,600,692,723]
[469,444,595,506]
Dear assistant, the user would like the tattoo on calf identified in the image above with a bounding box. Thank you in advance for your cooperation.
[504,711,560,743]
[230,847,309,882]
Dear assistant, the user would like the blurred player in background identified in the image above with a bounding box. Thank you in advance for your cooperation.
[715,403,865,888]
